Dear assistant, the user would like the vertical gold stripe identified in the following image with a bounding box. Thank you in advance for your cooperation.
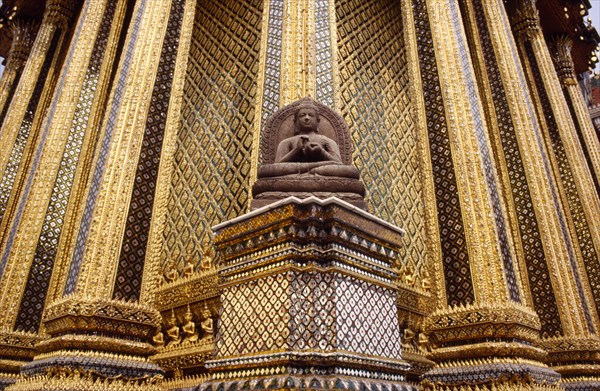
[529,37,600,271]
[75,0,173,300]
[306,0,316,98]
[281,0,313,104]
[515,35,590,335]
[426,0,528,306]
[328,0,340,110]
[248,0,272,197]
[401,0,442,309]
[141,0,197,304]
[0,0,105,326]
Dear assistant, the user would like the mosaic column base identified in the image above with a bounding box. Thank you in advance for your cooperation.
[5,298,164,391]
[0,374,18,391]
[421,359,562,390]
[422,305,562,390]
[203,197,417,391]
[560,378,600,391]
[0,330,44,384]
[546,337,600,390]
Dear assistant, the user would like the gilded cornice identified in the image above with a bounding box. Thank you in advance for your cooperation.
[421,357,562,390]
[154,270,220,311]
[43,297,161,339]
[36,334,156,356]
[0,328,45,369]
[430,341,547,363]
[7,365,163,391]
[150,339,213,370]
[543,336,600,363]
[426,303,540,337]
[162,374,211,389]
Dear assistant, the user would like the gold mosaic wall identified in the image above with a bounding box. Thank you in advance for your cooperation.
[335,0,427,276]
[161,0,263,270]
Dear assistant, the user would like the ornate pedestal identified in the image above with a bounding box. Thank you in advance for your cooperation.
[202,196,417,391]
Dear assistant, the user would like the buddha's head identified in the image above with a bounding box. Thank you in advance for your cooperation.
[293,103,320,134]
[185,305,193,322]
[201,304,211,319]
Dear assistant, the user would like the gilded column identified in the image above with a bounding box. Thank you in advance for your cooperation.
[0,0,78,233]
[408,0,562,389]
[512,0,600,306]
[459,0,600,389]
[0,3,139,387]
[0,20,39,127]
[550,35,600,195]
[0,4,78,388]
[1,0,184,389]
[510,2,600,388]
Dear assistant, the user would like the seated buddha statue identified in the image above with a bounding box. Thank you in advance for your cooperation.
[182,305,199,344]
[257,102,359,179]
[200,304,214,338]
[183,255,195,277]
[200,249,213,271]
[252,98,366,210]
[166,310,181,347]
[163,259,179,283]
[152,329,165,348]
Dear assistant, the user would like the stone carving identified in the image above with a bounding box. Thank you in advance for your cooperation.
[252,98,366,209]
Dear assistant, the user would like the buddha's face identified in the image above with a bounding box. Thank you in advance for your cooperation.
[296,108,319,132]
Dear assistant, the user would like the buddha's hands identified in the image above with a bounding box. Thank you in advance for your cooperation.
[296,136,324,159]
[297,136,309,151]
[305,142,324,157]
